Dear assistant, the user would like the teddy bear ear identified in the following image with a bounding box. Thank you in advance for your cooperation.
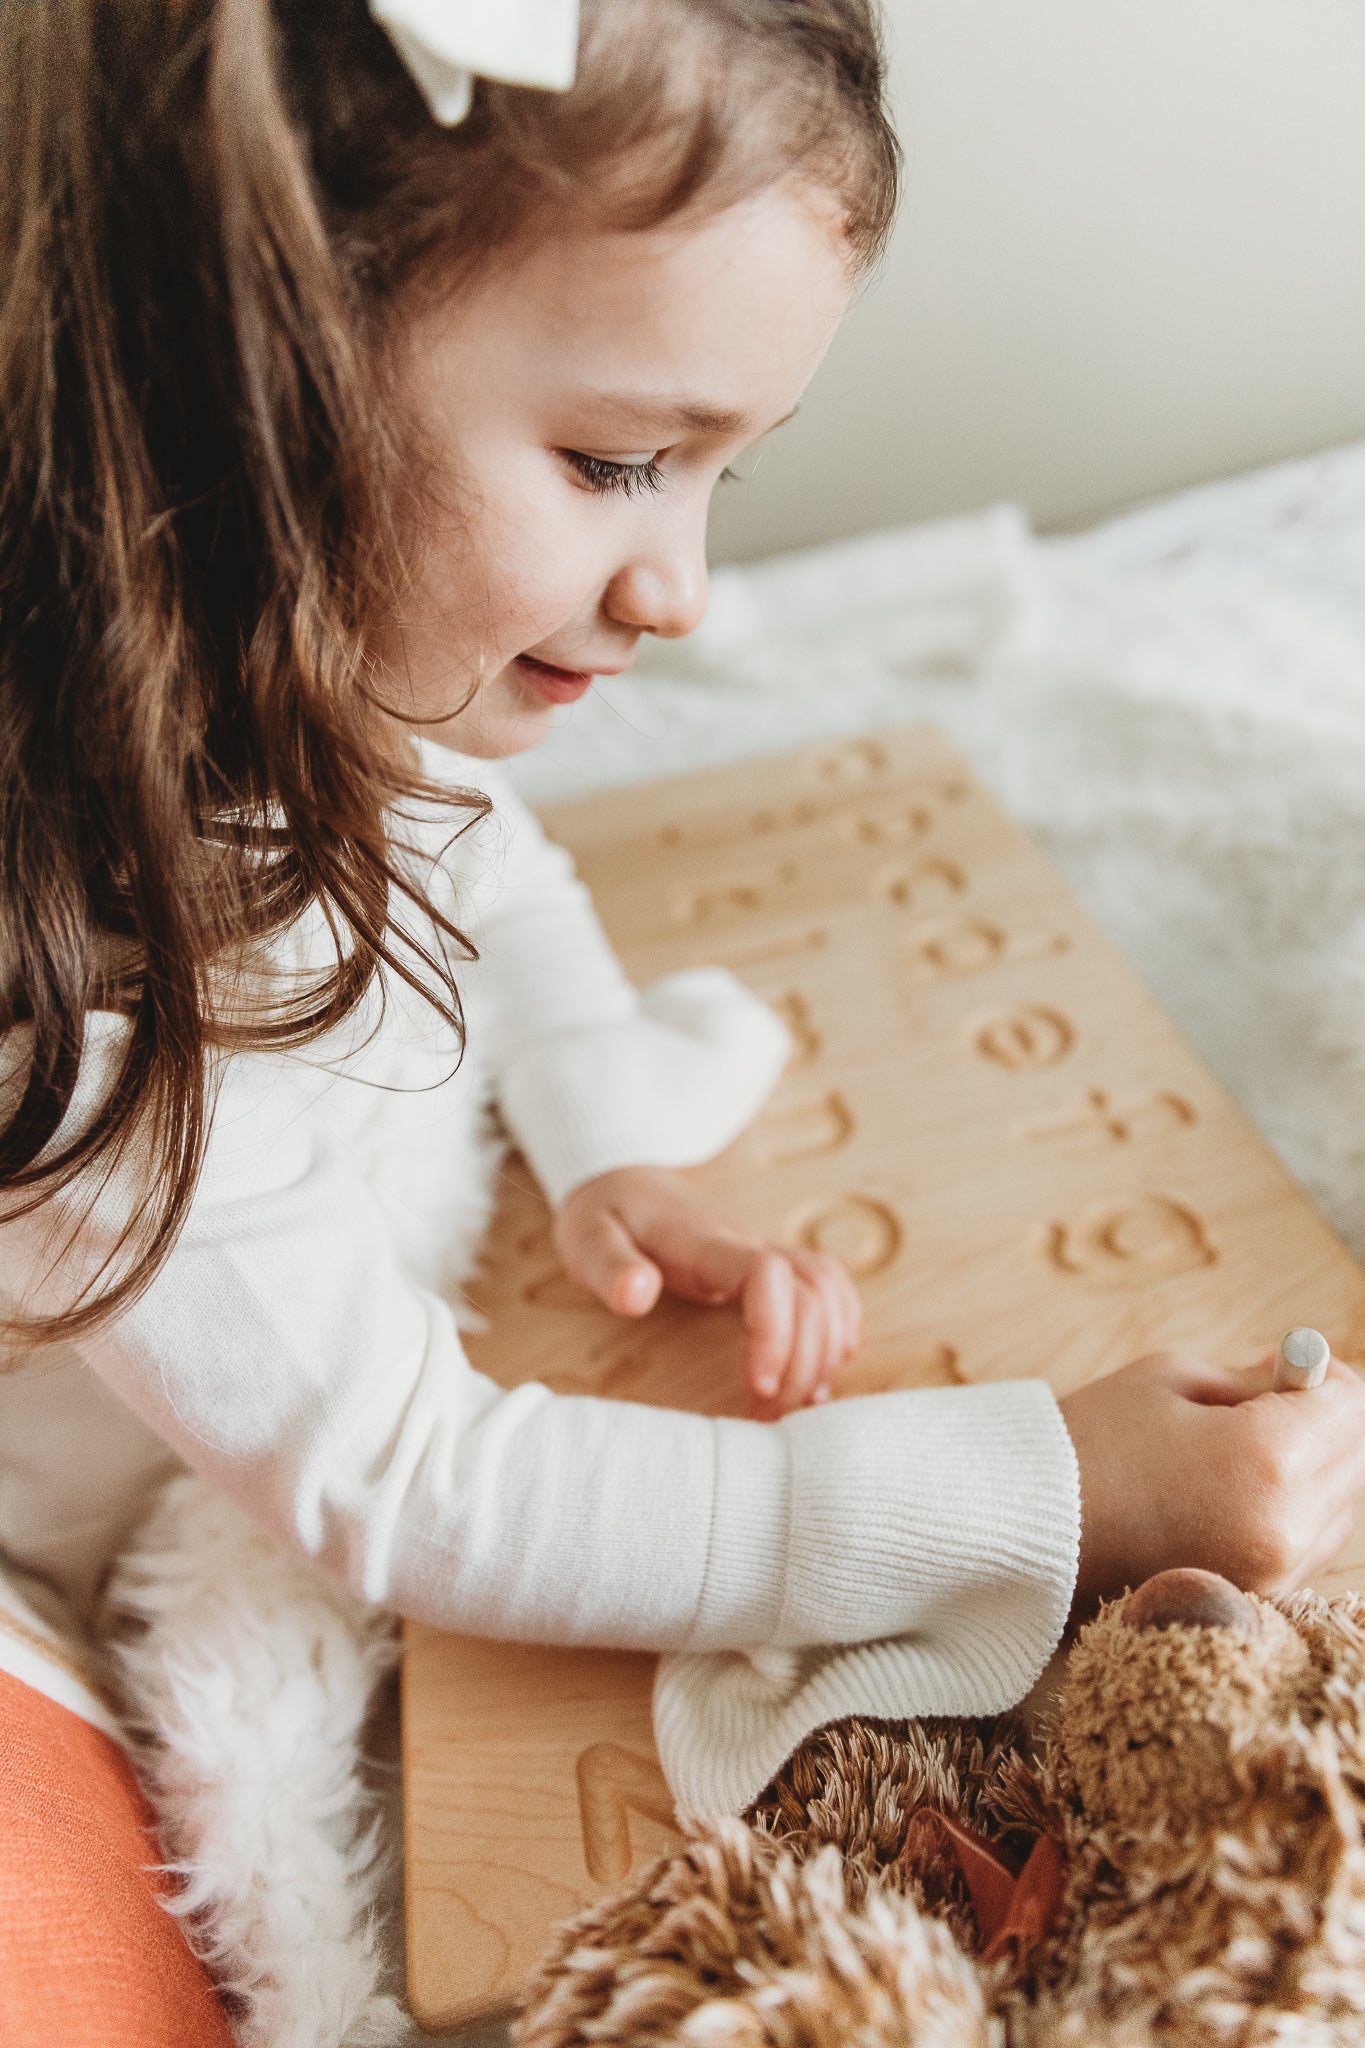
[1122,1570,1258,1634]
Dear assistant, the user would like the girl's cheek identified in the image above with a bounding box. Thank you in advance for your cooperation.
[429,446,616,662]
[504,515,613,637]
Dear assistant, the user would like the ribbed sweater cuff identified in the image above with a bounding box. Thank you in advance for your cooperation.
[684,1419,791,1649]
[774,1381,1078,1650]
[655,1380,1081,1818]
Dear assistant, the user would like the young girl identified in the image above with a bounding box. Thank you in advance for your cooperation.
[3,0,1364,1842]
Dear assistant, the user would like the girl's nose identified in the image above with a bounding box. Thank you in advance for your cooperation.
[604,534,709,641]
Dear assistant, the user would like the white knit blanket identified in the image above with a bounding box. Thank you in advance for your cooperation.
[108,442,1365,2047]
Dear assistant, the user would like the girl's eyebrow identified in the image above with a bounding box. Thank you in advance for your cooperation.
[583,393,801,439]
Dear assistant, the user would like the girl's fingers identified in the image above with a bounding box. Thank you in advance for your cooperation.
[652,1224,762,1307]
[1303,1413,1365,1507]
[741,1250,863,1413]
[1271,1506,1355,1597]
[789,1251,838,1366]
[1188,1351,1357,1409]
[1256,1364,1365,1486]
[557,1206,663,1317]
[562,1183,864,1415]
[834,1259,863,1357]
[1159,1352,1275,1406]
[776,1279,830,1414]
[831,1257,862,1360]
[790,1251,860,1394]
[1310,1508,1357,1579]
[744,1252,796,1409]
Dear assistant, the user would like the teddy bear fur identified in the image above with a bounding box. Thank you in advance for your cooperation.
[515,1580,1365,2048]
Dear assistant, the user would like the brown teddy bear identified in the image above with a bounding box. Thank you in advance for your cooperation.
[516,1570,1365,2047]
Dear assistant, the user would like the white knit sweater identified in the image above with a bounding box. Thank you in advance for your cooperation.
[0,742,1079,1813]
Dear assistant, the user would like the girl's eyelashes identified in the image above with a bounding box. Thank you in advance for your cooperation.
[562,450,665,499]
[562,451,743,498]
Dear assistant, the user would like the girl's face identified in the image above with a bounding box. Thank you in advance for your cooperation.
[380,182,854,758]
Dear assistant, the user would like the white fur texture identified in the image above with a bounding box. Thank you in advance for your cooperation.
[105,442,1365,2047]
[104,1477,406,2048]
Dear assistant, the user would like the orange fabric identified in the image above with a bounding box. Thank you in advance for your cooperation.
[0,1668,234,2048]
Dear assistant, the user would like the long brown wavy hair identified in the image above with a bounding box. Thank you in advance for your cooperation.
[0,0,899,1347]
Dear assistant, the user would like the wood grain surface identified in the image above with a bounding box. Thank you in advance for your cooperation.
[403,725,1365,2032]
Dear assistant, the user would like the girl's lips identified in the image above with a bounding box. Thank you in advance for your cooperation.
[514,654,596,705]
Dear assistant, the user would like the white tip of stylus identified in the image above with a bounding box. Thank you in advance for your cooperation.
[1275,1327,1331,1391]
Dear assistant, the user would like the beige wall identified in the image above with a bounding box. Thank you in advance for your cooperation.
[709,0,1365,563]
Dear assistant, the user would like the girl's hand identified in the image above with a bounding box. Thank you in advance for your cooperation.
[553,1165,861,1418]
[1059,1348,1365,1619]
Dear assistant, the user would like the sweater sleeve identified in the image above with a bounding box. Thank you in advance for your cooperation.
[656,1382,1080,1816]
[423,745,792,1205]
[11,1033,1079,1811]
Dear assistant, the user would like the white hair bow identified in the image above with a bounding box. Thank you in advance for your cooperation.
[370,0,579,125]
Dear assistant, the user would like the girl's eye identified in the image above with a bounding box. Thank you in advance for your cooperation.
[563,450,665,499]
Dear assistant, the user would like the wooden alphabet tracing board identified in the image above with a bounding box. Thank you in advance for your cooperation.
[403,726,1365,2032]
